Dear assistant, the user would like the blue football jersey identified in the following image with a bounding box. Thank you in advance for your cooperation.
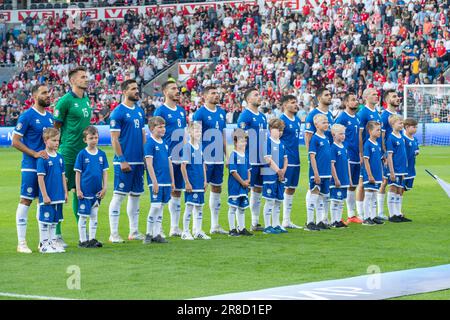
[37,153,66,204]
[153,104,187,163]
[74,148,109,198]
[228,150,250,197]
[280,113,301,166]
[304,108,334,145]
[386,133,408,175]
[237,108,268,165]
[362,139,383,183]
[331,143,350,187]
[357,106,381,144]
[308,133,332,178]
[335,111,360,163]
[264,137,287,183]
[144,135,172,186]
[381,109,397,145]
[13,108,54,170]
[110,103,145,164]
[403,134,419,178]
[182,143,205,191]
[193,105,226,164]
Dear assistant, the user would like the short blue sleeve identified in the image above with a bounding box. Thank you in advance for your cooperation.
[237,112,250,131]
[363,142,371,158]
[305,113,315,134]
[331,146,337,162]
[228,152,237,172]
[74,151,84,172]
[144,140,154,158]
[309,136,318,154]
[386,136,394,153]
[192,108,203,122]
[37,158,46,175]
[13,112,29,136]
[110,109,122,131]
[101,151,109,170]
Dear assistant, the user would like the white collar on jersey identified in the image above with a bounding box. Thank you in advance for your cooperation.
[391,132,402,139]
[316,107,330,115]
[344,111,356,118]
[385,108,397,115]
[233,150,245,157]
[282,112,296,121]
[269,136,281,144]
[150,134,163,143]
[314,132,327,139]
[121,102,136,110]
[368,138,378,145]
[245,107,260,116]
[189,142,200,150]
[163,103,178,112]
[333,142,344,148]
[204,104,218,113]
[32,107,47,116]
[403,133,415,141]
[47,151,58,157]
[85,147,98,156]
[364,105,377,112]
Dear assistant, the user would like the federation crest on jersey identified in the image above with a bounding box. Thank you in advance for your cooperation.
[337,191,342,197]
[80,204,86,210]
[27,187,33,194]
[16,123,23,131]
[267,189,272,194]
[44,212,50,218]
[152,194,157,199]
[180,111,184,117]
[138,112,143,118]
[119,183,125,189]
[99,156,103,164]
[193,193,198,199]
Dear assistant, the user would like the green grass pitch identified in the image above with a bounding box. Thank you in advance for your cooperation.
[0,146,449,300]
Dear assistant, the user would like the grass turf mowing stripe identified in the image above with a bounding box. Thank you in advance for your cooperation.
[0,292,77,300]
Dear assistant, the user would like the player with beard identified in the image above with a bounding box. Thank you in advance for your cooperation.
[12,84,54,253]
[108,80,147,243]
[193,86,228,235]
[335,93,363,223]
[304,87,334,230]
[53,66,92,248]
[279,95,302,229]
[153,81,187,237]
[237,88,268,232]
[378,89,401,220]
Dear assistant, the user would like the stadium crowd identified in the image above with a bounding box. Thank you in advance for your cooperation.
[1,0,450,127]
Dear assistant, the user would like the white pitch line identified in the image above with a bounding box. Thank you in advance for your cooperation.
[0,292,78,300]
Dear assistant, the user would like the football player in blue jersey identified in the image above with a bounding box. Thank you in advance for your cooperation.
[306,114,332,231]
[356,88,381,221]
[377,89,401,220]
[237,88,268,232]
[37,128,68,253]
[74,126,109,248]
[361,121,384,226]
[330,124,351,228]
[304,88,334,226]
[144,116,175,244]
[386,115,412,223]
[193,86,228,235]
[279,95,302,229]
[108,80,147,243]
[335,93,363,224]
[402,118,419,218]
[153,81,187,238]
[12,84,54,253]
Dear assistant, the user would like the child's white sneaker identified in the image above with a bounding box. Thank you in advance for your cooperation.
[181,231,194,240]
[194,231,211,240]
[17,241,32,254]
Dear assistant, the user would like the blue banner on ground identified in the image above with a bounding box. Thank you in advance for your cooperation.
[1,123,448,147]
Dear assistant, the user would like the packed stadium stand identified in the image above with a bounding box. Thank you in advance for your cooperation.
[1,0,450,127]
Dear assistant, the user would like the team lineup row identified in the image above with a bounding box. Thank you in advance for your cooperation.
[11,68,419,254]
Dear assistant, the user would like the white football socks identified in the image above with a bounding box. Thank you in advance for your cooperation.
[250,190,261,226]
[346,190,356,218]
[39,222,49,244]
[263,199,274,228]
[282,193,294,224]
[78,215,88,243]
[169,196,181,230]
[127,195,140,234]
[109,193,125,235]
[193,205,203,234]
[209,192,221,229]
[377,192,385,217]
[306,193,319,224]
[183,203,194,233]
[237,208,246,231]
[363,191,374,220]
[16,203,29,242]
[331,200,340,223]
[273,201,281,227]
[228,206,236,230]
[387,191,397,217]
[89,206,99,240]
[316,195,325,223]
[356,200,364,218]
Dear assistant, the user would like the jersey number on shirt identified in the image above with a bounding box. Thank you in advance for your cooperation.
[134,119,140,129]
[82,108,89,118]
[177,119,182,128]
